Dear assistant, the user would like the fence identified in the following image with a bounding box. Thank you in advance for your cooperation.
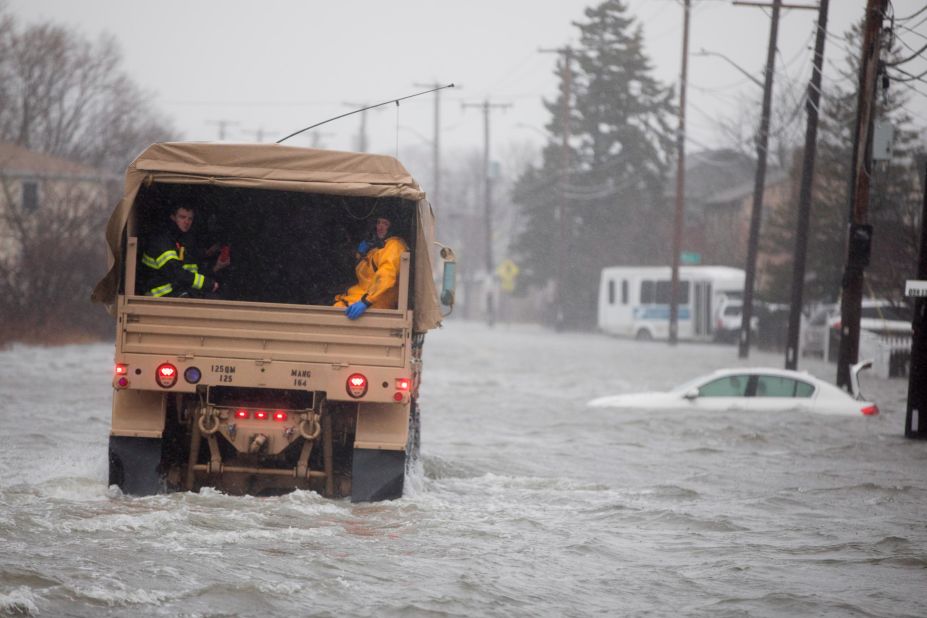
[858,330,912,379]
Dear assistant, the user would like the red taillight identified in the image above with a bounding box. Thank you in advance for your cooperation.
[235,409,249,419]
[115,363,128,376]
[395,378,411,391]
[861,404,879,416]
[346,373,368,398]
[156,363,178,388]
[273,410,287,422]
[254,410,268,420]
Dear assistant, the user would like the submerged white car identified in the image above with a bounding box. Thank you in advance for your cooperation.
[588,362,879,417]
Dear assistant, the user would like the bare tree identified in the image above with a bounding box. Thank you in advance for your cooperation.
[0,8,176,173]
[0,175,113,343]
[0,7,177,344]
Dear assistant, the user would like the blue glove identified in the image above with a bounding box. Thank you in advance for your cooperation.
[357,240,371,255]
[345,300,369,320]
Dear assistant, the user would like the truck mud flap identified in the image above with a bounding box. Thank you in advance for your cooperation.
[108,436,163,496]
[351,448,405,503]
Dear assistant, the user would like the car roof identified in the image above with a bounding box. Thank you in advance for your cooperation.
[702,367,817,381]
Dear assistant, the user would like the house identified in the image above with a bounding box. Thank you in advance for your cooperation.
[0,142,118,262]
[699,167,791,288]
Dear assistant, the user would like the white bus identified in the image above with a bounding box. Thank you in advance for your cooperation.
[597,265,746,341]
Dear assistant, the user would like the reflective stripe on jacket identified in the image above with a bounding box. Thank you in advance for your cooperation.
[140,231,210,296]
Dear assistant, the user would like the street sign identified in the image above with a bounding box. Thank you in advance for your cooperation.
[680,251,701,265]
[496,259,519,292]
[905,280,927,297]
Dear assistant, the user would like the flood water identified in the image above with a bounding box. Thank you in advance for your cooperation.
[1,321,925,617]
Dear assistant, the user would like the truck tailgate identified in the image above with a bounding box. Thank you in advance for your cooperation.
[119,297,409,367]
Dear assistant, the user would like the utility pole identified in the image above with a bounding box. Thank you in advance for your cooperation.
[737,0,782,359]
[343,102,373,152]
[206,120,240,141]
[669,0,691,346]
[540,45,573,331]
[462,98,511,326]
[785,0,830,370]
[906,161,927,439]
[413,81,450,211]
[243,127,273,143]
[836,0,889,389]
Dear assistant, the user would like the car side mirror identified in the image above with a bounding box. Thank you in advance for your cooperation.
[438,245,457,307]
[683,388,699,400]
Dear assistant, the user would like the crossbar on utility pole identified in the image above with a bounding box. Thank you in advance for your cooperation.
[785,0,830,370]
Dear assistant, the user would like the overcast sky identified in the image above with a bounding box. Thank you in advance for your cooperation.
[7,0,927,171]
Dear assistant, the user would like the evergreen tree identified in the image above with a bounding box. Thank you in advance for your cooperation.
[512,0,675,328]
[761,24,924,306]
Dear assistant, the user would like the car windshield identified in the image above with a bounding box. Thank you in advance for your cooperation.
[670,375,712,395]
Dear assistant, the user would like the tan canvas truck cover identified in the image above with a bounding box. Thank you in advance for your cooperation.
[92,141,443,332]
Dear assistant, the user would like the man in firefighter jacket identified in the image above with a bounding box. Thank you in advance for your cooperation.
[140,205,222,297]
[334,215,408,319]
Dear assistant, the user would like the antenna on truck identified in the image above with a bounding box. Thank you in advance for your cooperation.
[276,83,455,145]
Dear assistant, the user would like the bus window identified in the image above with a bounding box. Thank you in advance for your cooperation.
[655,280,689,304]
[641,280,655,304]
[621,280,628,305]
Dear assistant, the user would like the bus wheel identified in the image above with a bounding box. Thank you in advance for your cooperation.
[635,329,653,341]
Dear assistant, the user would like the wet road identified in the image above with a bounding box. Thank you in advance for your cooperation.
[1,320,925,616]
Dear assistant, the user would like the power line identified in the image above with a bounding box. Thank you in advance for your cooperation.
[895,20,927,42]
[889,65,927,83]
[895,4,927,22]
[886,41,927,66]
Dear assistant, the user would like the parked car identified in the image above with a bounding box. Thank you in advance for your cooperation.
[587,363,878,416]
[831,299,911,334]
[802,300,911,358]
[713,298,759,343]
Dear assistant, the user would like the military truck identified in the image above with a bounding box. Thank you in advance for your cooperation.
[92,142,455,502]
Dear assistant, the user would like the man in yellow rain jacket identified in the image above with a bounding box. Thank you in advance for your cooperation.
[334,215,408,320]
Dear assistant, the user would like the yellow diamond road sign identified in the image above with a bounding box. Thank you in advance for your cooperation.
[496,259,519,292]
[496,259,519,279]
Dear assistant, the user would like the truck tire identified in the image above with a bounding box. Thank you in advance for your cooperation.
[108,436,163,496]
[351,448,405,503]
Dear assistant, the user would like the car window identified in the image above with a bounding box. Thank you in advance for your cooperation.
[755,375,815,398]
[698,375,749,397]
